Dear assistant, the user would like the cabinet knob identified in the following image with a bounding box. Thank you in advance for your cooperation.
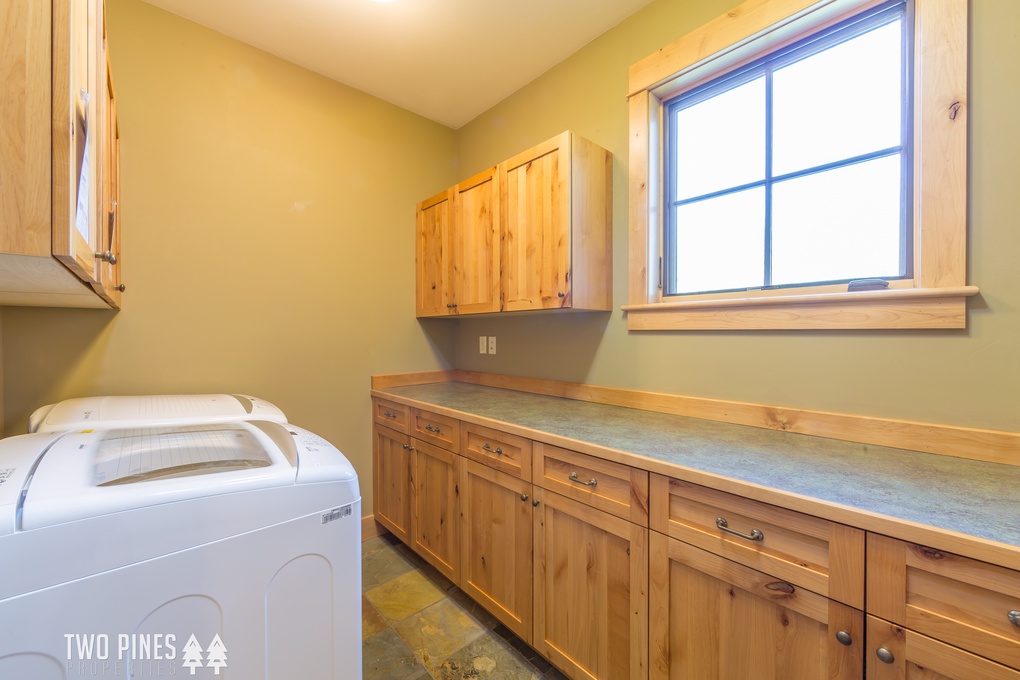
[835,630,853,646]
[520,494,529,502]
[875,647,895,664]
[95,250,117,265]
[114,284,126,293]
[532,499,540,507]
[557,291,565,298]
[1009,610,1020,627]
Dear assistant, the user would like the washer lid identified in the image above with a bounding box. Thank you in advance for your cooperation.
[28,394,287,433]
[20,422,297,529]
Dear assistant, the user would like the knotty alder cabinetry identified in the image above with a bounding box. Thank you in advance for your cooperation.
[649,475,865,679]
[1,0,123,308]
[371,398,647,680]
[866,534,1020,679]
[415,131,612,317]
[372,392,1020,679]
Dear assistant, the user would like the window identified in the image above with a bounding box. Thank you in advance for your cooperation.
[625,0,975,330]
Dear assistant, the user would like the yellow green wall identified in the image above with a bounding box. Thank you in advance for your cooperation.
[453,0,1020,434]
[0,0,459,513]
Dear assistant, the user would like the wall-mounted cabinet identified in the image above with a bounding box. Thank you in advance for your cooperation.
[415,131,611,318]
[0,0,122,309]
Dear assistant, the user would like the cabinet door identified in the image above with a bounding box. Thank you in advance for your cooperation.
[416,188,453,317]
[98,27,121,304]
[52,0,104,289]
[500,131,571,311]
[459,458,533,641]
[533,488,648,680]
[451,167,500,314]
[411,439,460,583]
[867,616,1020,680]
[649,531,863,680]
[1,0,51,256]
[372,425,413,544]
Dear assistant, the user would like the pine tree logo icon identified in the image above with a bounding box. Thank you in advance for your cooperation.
[205,634,228,675]
[181,635,204,675]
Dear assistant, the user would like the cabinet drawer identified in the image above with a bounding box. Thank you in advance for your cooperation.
[410,408,460,451]
[373,398,409,433]
[867,533,1020,671]
[534,443,648,525]
[867,615,1020,680]
[651,475,864,608]
[461,423,532,480]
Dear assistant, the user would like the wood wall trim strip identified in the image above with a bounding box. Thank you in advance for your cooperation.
[433,370,1020,468]
[370,370,456,390]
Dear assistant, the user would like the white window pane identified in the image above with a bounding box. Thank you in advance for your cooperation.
[773,20,902,175]
[771,155,903,286]
[675,78,765,200]
[673,188,765,294]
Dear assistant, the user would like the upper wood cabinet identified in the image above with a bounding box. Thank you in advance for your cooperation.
[414,131,612,317]
[501,131,612,312]
[0,0,122,308]
[415,187,452,317]
[451,167,500,315]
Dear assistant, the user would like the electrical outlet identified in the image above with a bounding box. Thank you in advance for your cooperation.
[479,336,488,354]
[488,336,497,355]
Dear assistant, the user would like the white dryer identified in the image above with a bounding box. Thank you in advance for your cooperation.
[0,419,361,679]
[29,393,288,433]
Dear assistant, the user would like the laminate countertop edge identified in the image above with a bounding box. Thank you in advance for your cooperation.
[372,382,1020,570]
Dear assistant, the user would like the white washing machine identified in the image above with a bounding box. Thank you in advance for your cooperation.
[0,418,361,680]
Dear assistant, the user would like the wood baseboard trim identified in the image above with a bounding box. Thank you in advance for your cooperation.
[361,515,390,542]
[440,370,1019,467]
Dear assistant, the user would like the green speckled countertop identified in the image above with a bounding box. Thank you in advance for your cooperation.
[377,382,1020,552]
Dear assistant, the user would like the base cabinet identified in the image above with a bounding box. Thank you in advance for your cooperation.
[649,531,863,680]
[372,424,413,544]
[410,439,461,583]
[533,487,648,680]
[371,395,1020,680]
[458,458,534,642]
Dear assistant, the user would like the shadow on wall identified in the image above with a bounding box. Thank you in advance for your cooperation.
[454,311,613,384]
[1,307,117,434]
[417,317,458,370]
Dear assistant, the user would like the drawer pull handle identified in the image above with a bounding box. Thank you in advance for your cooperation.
[569,471,597,488]
[835,630,853,646]
[402,444,415,451]
[716,517,764,542]
[482,443,503,455]
[1009,610,1020,627]
[383,411,397,418]
[875,647,895,664]
[425,424,442,434]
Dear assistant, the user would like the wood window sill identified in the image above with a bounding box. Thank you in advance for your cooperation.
[621,286,980,330]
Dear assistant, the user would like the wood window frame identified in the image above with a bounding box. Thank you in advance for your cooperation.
[624,0,976,331]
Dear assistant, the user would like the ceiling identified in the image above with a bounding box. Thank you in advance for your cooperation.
[141,0,655,129]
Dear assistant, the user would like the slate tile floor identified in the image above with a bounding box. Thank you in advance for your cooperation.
[362,533,568,680]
